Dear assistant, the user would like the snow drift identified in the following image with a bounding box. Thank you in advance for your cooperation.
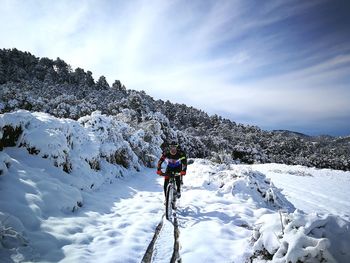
[184,160,350,262]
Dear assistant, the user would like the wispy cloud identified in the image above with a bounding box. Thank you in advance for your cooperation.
[1,0,349,135]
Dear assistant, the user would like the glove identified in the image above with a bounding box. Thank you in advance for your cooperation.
[157,170,162,175]
[180,171,186,176]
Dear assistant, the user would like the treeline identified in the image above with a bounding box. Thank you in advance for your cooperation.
[1,48,349,170]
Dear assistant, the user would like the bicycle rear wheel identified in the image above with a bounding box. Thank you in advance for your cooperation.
[165,184,174,221]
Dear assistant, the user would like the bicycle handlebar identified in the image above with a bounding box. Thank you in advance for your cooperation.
[159,172,181,177]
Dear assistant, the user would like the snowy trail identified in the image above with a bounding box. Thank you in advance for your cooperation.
[141,218,163,263]
[177,187,254,262]
[1,148,167,263]
[150,218,176,263]
[42,169,166,263]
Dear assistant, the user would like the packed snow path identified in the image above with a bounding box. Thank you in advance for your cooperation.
[0,148,165,262]
[41,169,166,263]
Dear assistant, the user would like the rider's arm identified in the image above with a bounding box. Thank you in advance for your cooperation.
[157,153,166,171]
[179,152,187,174]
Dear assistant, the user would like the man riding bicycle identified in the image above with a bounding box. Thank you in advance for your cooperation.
[157,141,187,198]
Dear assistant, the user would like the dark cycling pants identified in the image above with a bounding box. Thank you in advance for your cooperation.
[164,176,181,196]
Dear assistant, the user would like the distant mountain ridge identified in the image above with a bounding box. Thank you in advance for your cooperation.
[272,130,337,141]
[272,130,311,138]
[273,130,350,145]
[1,48,349,171]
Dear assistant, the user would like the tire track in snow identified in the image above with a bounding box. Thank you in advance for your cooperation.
[141,216,164,263]
[142,213,182,263]
[170,216,181,263]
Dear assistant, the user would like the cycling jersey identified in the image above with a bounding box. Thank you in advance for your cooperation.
[157,149,187,173]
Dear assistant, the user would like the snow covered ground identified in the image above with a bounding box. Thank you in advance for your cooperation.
[1,111,350,262]
[2,152,350,262]
[178,161,350,262]
[0,147,165,262]
[252,164,350,220]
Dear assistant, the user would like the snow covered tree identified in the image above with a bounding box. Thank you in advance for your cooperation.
[0,57,6,84]
[53,57,71,83]
[96,76,109,90]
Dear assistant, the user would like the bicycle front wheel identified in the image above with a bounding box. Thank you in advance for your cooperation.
[165,184,174,221]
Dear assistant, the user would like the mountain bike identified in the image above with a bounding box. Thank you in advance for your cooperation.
[161,171,180,221]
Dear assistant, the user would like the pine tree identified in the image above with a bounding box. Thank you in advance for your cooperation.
[112,80,126,93]
[86,71,95,86]
[0,57,6,84]
[73,67,86,85]
[96,76,109,90]
[54,57,70,83]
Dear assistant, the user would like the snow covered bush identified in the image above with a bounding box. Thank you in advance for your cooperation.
[0,152,11,176]
[1,110,163,175]
[79,111,141,170]
[231,169,295,211]
[213,167,295,211]
[129,120,163,167]
[0,110,100,174]
[0,124,23,149]
[210,151,235,164]
[251,210,350,263]
[0,213,28,250]
[80,110,165,170]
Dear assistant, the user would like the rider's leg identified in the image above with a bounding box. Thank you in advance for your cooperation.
[175,176,181,192]
[164,178,169,197]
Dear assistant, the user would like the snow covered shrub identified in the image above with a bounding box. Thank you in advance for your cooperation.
[0,110,100,174]
[0,125,23,148]
[230,168,295,211]
[0,213,28,254]
[210,151,235,164]
[0,152,11,176]
[128,129,154,167]
[164,129,208,159]
[252,210,350,263]
[79,111,140,170]
[131,120,163,167]
[114,111,164,167]
[232,144,264,164]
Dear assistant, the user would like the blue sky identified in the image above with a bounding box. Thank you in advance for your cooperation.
[1,0,350,136]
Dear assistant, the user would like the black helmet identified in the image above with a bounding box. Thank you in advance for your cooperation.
[169,141,178,148]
